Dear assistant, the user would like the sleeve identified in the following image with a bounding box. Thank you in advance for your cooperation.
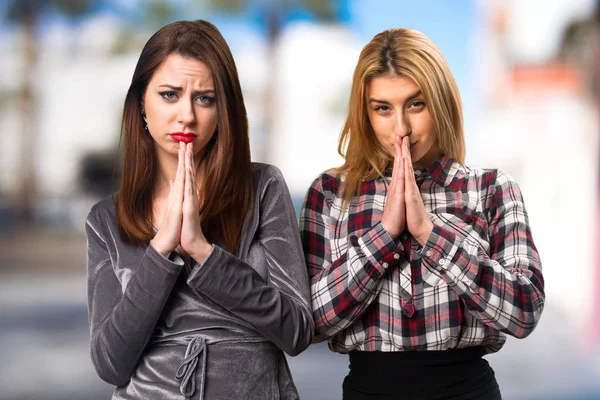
[299,175,404,342]
[186,166,314,356]
[86,209,184,386]
[419,170,545,338]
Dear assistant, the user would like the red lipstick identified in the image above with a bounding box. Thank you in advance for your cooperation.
[170,132,197,143]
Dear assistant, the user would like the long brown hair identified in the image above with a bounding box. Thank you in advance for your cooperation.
[337,28,465,206]
[116,20,253,253]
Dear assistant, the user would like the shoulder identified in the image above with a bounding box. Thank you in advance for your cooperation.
[455,162,519,191]
[250,162,288,193]
[250,163,296,208]
[488,168,523,203]
[298,169,343,215]
[307,169,342,197]
[462,166,524,211]
[251,162,284,183]
[492,168,519,187]
[467,166,518,189]
[86,193,118,233]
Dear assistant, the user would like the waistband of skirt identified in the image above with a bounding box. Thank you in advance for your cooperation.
[349,346,485,369]
[345,347,497,398]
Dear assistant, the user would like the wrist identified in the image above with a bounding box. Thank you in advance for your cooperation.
[189,240,213,264]
[415,220,434,247]
[381,219,401,239]
[150,238,172,258]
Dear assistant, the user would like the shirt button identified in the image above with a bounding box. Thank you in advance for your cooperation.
[469,283,478,294]
[415,170,422,176]
[393,253,400,260]
[382,262,389,268]
[438,258,446,265]
[425,250,433,257]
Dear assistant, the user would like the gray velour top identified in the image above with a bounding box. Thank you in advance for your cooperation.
[86,163,314,399]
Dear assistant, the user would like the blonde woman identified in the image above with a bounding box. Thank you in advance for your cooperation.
[300,28,544,399]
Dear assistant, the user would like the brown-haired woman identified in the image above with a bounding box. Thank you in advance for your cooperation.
[86,20,313,399]
[300,28,544,399]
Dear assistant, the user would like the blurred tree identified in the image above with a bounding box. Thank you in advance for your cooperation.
[108,1,179,57]
[558,0,600,348]
[207,0,246,14]
[5,0,101,221]
[141,0,178,32]
[208,0,341,162]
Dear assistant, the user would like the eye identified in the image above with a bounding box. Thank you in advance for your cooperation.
[409,100,425,109]
[159,91,178,100]
[374,105,391,113]
[196,95,215,105]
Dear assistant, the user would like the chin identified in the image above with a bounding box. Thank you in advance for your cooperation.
[410,151,421,161]
[411,153,427,168]
[157,142,181,155]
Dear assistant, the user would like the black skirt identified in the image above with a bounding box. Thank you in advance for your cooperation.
[342,347,501,400]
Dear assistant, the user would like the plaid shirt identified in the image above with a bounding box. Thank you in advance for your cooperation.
[299,154,544,354]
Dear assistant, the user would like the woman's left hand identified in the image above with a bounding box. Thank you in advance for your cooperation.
[402,136,434,246]
[180,142,213,263]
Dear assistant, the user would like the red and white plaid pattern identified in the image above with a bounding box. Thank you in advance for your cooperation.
[300,154,544,354]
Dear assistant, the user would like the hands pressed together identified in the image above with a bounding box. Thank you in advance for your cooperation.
[150,135,433,260]
[381,135,434,246]
[150,141,213,263]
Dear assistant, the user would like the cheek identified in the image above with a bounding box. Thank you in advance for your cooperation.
[423,123,437,145]
[145,102,169,126]
[197,108,218,130]
[368,113,389,138]
[418,112,436,140]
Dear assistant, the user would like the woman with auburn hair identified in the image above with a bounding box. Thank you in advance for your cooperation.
[300,28,544,399]
[86,20,313,399]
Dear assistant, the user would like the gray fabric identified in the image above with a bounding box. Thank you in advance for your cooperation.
[86,163,314,399]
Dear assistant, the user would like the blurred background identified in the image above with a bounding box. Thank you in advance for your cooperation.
[1,0,599,399]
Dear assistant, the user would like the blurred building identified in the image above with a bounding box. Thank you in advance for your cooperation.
[473,0,600,367]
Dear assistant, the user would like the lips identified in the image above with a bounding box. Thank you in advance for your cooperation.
[170,132,197,143]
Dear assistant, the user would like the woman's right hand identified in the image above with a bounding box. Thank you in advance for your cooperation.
[381,135,406,239]
[150,141,185,257]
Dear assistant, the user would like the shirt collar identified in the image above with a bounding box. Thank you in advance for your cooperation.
[382,153,457,187]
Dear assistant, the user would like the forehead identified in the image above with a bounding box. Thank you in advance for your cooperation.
[150,53,214,86]
[367,75,420,100]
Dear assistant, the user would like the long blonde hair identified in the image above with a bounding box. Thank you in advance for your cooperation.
[337,28,465,206]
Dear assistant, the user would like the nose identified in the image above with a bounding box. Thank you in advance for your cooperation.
[393,109,410,137]
[178,99,196,127]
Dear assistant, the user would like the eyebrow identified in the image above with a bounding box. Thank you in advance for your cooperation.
[368,90,422,105]
[158,84,215,94]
